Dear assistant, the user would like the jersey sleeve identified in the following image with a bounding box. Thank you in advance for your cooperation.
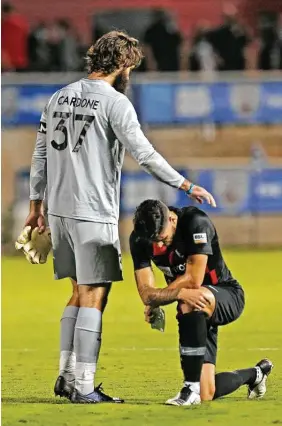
[29,105,48,201]
[109,95,185,189]
[129,232,152,270]
[184,212,214,256]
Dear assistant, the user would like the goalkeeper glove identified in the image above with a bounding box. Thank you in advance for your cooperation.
[15,226,52,264]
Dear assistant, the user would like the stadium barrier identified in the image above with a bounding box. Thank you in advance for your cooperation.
[2,72,282,127]
[6,166,282,250]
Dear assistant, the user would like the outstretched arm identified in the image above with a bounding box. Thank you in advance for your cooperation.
[110,96,216,207]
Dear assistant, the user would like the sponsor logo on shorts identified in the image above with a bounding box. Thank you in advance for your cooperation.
[193,233,207,244]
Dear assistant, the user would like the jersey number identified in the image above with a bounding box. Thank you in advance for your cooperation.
[51,112,95,152]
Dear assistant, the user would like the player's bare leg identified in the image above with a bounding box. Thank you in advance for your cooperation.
[70,283,123,404]
[166,287,215,406]
[200,363,216,401]
[54,279,79,398]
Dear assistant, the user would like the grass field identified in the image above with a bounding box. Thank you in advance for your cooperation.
[2,250,282,426]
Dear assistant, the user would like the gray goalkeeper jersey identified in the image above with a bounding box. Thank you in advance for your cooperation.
[30,78,185,224]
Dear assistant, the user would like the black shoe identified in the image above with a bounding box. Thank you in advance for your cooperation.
[248,359,274,399]
[70,383,124,404]
[54,375,74,398]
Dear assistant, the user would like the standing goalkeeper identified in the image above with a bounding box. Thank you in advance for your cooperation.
[18,31,215,404]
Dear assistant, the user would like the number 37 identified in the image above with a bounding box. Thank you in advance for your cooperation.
[51,112,95,152]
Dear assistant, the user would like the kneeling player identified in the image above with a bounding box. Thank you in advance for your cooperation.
[130,199,273,405]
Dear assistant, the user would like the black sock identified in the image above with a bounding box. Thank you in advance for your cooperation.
[213,368,257,399]
[178,311,207,383]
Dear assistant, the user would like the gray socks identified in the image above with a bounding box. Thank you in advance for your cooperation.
[74,307,102,395]
[59,306,79,383]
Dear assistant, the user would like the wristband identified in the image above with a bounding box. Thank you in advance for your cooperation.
[186,183,195,195]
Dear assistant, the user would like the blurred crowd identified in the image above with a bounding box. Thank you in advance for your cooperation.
[2,2,282,73]
[2,2,84,72]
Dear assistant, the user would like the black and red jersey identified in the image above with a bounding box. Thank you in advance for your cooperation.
[130,206,239,288]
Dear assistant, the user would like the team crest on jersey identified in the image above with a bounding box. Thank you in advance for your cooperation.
[193,233,207,244]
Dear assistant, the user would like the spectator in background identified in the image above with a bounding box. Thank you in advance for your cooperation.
[28,22,51,71]
[208,5,250,71]
[93,23,106,42]
[278,14,282,69]
[258,12,282,70]
[48,19,81,71]
[143,9,182,71]
[1,2,29,71]
[188,23,217,72]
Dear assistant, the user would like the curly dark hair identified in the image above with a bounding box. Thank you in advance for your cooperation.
[85,30,143,75]
[133,199,169,242]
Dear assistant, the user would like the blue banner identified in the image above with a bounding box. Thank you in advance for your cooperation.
[14,167,282,215]
[250,169,282,213]
[2,84,63,126]
[120,169,188,214]
[121,168,282,215]
[133,81,282,125]
[2,80,282,126]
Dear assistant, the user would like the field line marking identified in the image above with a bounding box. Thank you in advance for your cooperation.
[2,347,280,352]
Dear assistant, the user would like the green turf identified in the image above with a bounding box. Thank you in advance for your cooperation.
[2,250,282,426]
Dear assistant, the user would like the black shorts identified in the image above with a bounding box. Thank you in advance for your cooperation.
[203,283,245,365]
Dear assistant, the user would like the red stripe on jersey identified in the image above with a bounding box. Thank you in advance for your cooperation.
[153,243,167,256]
[205,266,218,285]
[168,251,174,265]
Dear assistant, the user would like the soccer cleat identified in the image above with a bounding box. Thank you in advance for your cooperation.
[165,386,201,406]
[248,359,274,399]
[54,375,74,398]
[70,383,124,404]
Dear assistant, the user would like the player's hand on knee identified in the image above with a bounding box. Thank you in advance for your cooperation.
[178,288,210,310]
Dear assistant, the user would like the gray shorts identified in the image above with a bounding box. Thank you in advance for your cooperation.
[48,215,123,284]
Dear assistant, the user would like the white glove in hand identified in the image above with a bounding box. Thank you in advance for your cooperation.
[15,226,52,264]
